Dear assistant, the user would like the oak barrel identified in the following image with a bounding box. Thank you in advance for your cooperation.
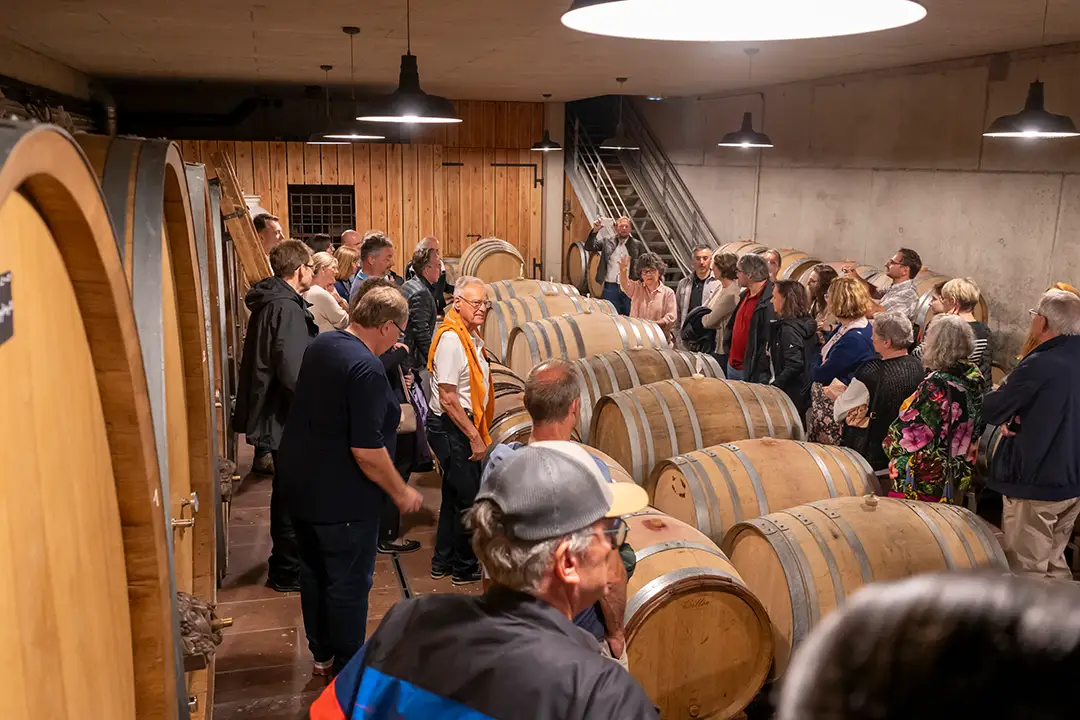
[722,495,1008,673]
[564,241,591,294]
[505,313,668,378]
[625,510,772,720]
[570,349,725,443]
[581,445,635,485]
[487,278,580,302]
[717,240,766,257]
[772,249,820,282]
[648,438,880,545]
[488,360,526,396]
[587,252,603,298]
[827,262,891,292]
[484,294,616,361]
[591,377,806,485]
[489,391,582,446]
[0,123,181,718]
[459,237,524,283]
[78,134,217,716]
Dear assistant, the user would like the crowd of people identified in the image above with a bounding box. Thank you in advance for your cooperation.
[229,212,1080,718]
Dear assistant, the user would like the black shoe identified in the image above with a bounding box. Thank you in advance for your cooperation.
[266,577,300,593]
[251,454,275,476]
[430,566,451,579]
[378,539,422,554]
[451,569,482,586]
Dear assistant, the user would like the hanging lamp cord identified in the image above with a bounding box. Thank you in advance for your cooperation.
[1037,0,1049,78]
[406,0,412,54]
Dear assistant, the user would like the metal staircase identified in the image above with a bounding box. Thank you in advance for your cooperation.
[566,97,720,286]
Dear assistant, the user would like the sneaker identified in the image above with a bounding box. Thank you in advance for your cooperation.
[312,658,335,677]
[378,539,422,554]
[265,577,300,593]
[251,454,275,476]
[430,566,451,579]
[451,569,482,586]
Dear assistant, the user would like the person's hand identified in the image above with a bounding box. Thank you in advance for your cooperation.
[393,342,409,352]
[394,485,424,514]
[839,260,857,276]
[592,218,603,232]
[468,434,487,461]
[999,417,1020,437]
[606,633,626,660]
[619,256,631,272]
[402,370,414,390]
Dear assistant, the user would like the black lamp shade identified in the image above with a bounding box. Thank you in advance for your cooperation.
[717,112,774,148]
[358,54,461,124]
[531,129,563,152]
[984,81,1079,139]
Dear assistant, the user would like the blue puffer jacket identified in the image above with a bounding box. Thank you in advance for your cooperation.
[811,323,875,386]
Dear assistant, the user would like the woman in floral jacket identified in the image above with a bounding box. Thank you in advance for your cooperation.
[884,315,985,503]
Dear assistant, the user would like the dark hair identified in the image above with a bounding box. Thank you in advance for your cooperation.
[777,572,1080,720]
[692,245,712,257]
[253,213,279,233]
[809,263,838,315]
[360,230,393,263]
[636,251,667,276]
[897,247,922,279]
[269,240,311,279]
[411,246,440,277]
[307,233,332,253]
[713,252,738,281]
[524,360,579,425]
[774,280,811,319]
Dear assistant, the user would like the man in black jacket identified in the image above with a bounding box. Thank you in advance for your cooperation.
[232,240,319,592]
[400,246,441,386]
[404,236,448,314]
[583,216,646,316]
[984,289,1080,579]
[724,253,775,383]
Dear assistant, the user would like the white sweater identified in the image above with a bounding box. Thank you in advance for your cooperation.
[304,284,349,333]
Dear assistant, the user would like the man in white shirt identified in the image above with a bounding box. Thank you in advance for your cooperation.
[584,216,646,316]
[426,276,492,585]
[846,247,923,326]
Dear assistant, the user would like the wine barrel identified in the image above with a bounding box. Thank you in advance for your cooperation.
[974,424,1006,485]
[489,391,582,446]
[0,123,180,718]
[487,278,580,302]
[722,495,1008,673]
[505,313,668,378]
[570,349,725,443]
[581,445,635,485]
[773,249,820,282]
[625,510,772,720]
[913,269,990,327]
[587,253,603,298]
[444,257,461,288]
[459,237,524,283]
[591,377,806,486]
[717,240,766,256]
[78,134,216,716]
[827,262,891,292]
[565,241,591,294]
[484,294,616,361]
[648,438,880,545]
[488,360,525,396]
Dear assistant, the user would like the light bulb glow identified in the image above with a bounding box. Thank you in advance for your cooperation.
[324,132,387,140]
[357,114,462,124]
[983,130,1080,139]
[561,0,927,41]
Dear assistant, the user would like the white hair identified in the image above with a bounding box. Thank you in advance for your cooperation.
[1037,289,1080,336]
[872,311,914,348]
[922,314,975,372]
[453,275,485,298]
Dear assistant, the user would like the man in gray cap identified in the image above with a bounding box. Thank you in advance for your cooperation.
[309,441,656,720]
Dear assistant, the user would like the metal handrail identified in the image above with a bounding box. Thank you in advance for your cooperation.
[568,117,647,249]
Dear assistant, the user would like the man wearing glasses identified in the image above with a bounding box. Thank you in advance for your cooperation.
[426,276,494,585]
[843,247,923,325]
[309,441,657,720]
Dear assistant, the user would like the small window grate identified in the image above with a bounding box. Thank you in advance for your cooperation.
[287,184,355,242]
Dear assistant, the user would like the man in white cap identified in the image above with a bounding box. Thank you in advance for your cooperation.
[309,441,656,720]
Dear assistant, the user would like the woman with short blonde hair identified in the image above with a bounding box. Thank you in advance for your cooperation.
[914,276,992,379]
[827,276,872,321]
[304,251,350,333]
[333,246,361,299]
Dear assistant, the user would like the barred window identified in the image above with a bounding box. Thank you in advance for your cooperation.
[287,185,355,242]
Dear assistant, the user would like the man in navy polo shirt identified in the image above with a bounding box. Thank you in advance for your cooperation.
[278,280,423,677]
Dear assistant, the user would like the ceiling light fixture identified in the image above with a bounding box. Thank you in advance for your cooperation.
[322,27,386,141]
[718,49,773,149]
[307,65,351,146]
[646,96,666,102]
[561,0,927,42]
[357,0,461,124]
[983,1,1078,140]
[531,94,563,152]
[600,78,640,151]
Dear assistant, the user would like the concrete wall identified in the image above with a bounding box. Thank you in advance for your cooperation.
[637,46,1080,363]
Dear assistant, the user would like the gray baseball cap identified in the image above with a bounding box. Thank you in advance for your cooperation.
[476,440,648,541]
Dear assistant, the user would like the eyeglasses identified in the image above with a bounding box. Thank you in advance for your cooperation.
[459,297,493,312]
[1029,308,1042,318]
[600,517,628,549]
[303,263,314,271]
[391,320,406,336]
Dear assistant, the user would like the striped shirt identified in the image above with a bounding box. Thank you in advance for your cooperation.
[913,320,993,381]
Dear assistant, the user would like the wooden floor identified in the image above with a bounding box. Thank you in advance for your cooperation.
[212,443,480,719]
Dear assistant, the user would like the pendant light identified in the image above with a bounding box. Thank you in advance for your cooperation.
[599,78,640,151]
[321,27,385,141]
[983,0,1078,140]
[718,49,773,149]
[307,66,350,145]
[561,0,927,42]
[531,94,563,152]
[357,0,461,124]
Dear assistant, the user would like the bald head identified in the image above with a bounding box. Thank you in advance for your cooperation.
[524,360,580,427]
[340,229,361,250]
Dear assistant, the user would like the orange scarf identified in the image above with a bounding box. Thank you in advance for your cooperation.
[428,307,494,444]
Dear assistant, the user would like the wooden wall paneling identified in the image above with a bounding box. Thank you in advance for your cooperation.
[353,143,371,231]
[456,101,473,148]
[338,143,354,185]
[510,103,525,148]
[495,102,510,149]
[482,148,497,238]
[387,144,404,274]
[269,142,289,233]
[402,143,419,253]
[417,145,435,241]
[444,147,461,256]
[431,145,445,245]
[321,146,339,184]
[444,105,461,147]
[531,104,544,149]
[286,142,305,185]
[467,148,485,245]
[494,148,508,240]
[221,141,238,180]
[563,172,590,270]
[506,149,521,250]
[250,141,271,214]
[200,141,219,178]
[369,144,388,233]
[304,143,321,184]
[180,140,200,165]
[527,149,542,279]
[483,102,497,150]
[233,141,254,194]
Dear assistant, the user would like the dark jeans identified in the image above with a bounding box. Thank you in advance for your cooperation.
[268,450,300,584]
[295,516,380,672]
[426,413,481,576]
[602,281,631,316]
[380,433,415,544]
[725,363,745,382]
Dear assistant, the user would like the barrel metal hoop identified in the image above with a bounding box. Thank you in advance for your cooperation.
[665,378,703,450]
[534,293,551,319]
[827,445,860,496]
[835,445,880,495]
[727,381,757,439]
[494,305,511,359]
[925,503,977,568]
[744,382,777,437]
[957,507,1010,569]
[776,386,806,440]
[506,300,523,337]
[657,348,680,378]
[550,316,571,360]
[523,325,542,370]
[614,316,631,349]
[672,456,716,538]
[624,389,655,484]
[575,361,604,442]
[700,351,725,378]
[611,350,639,386]
[536,320,554,360]
[806,500,874,584]
[628,317,644,348]
[625,566,741,628]
[612,392,646,487]
[644,383,680,458]
[797,442,839,498]
[722,443,769,517]
[491,419,532,445]
[101,136,138,260]
[566,294,583,313]
[771,384,797,439]
[565,315,587,359]
[904,500,958,570]
[786,510,847,612]
[700,447,743,531]
[634,540,728,564]
[754,517,815,646]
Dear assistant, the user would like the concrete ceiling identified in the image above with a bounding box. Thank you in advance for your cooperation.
[3,0,1080,101]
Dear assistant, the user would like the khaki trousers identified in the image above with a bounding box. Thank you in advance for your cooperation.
[1002,496,1080,579]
